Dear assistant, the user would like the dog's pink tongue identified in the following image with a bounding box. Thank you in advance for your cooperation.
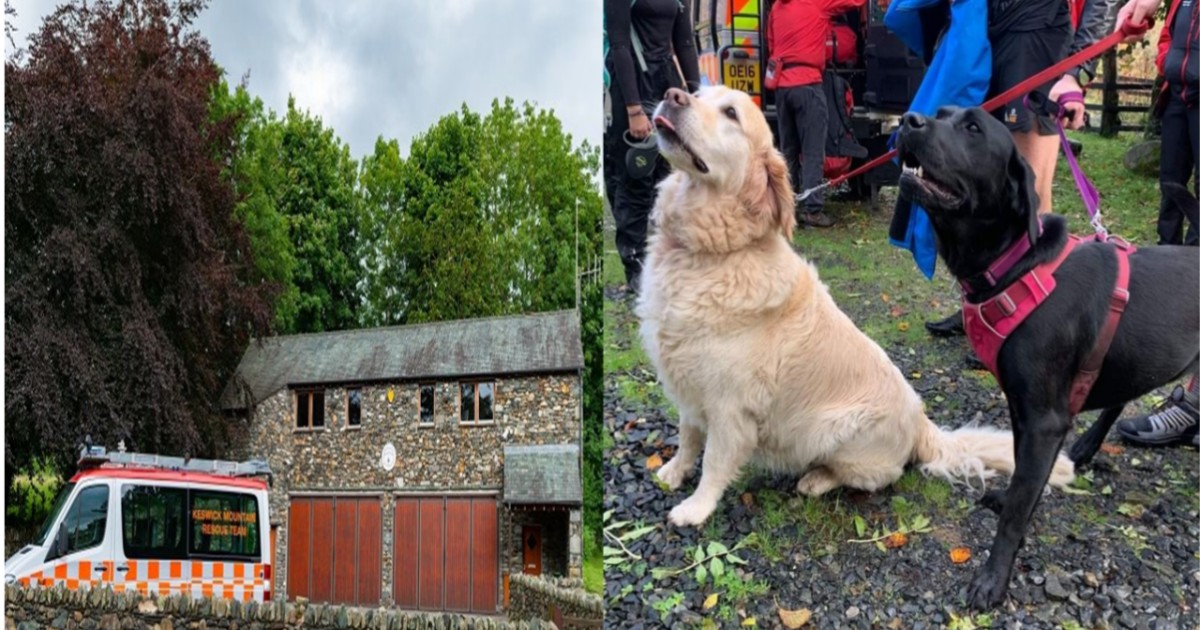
[653,115,675,132]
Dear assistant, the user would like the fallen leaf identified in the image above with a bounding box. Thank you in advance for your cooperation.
[1099,443,1124,455]
[881,293,891,303]
[897,322,910,332]
[741,617,757,627]
[910,372,922,379]
[778,607,812,628]
[646,453,664,470]
[703,593,720,610]
[949,546,972,564]
[884,532,908,549]
[888,618,902,630]
[740,492,756,508]
[890,305,905,318]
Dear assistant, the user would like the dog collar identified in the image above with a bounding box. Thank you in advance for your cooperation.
[960,222,1043,296]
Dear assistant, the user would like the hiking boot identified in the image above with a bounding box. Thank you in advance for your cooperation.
[1116,385,1200,446]
[925,309,965,337]
[799,210,836,228]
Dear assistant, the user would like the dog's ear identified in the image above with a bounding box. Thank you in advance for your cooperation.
[1007,147,1041,246]
[763,148,795,240]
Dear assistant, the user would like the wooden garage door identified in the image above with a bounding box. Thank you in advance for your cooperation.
[287,496,382,606]
[393,496,498,614]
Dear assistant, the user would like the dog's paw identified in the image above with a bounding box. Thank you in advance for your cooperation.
[966,568,1009,610]
[977,490,1006,515]
[656,458,689,491]
[795,467,838,497]
[668,496,716,527]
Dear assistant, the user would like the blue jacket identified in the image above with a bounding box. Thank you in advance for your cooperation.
[885,0,991,278]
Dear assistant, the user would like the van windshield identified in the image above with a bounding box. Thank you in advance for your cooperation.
[34,482,75,546]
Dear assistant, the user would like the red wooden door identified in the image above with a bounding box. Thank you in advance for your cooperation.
[444,499,472,611]
[393,498,420,608]
[309,498,335,603]
[418,499,444,610]
[286,501,310,600]
[355,499,382,607]
[288,496,382,606]
[522,526,542,576]
[470,498,498,614]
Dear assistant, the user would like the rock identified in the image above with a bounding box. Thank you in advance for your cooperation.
[846,606,860,619]
[1124,140,1161,177]
[1045,574,1070,600]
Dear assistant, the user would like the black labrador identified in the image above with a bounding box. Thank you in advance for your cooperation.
[895,106,1200,609]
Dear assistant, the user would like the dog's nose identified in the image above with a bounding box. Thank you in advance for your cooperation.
[902,112,926,129]
[665,88,690,107]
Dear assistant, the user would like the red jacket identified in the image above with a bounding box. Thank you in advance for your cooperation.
[767,0,866,88]
[1157,0,1181,75]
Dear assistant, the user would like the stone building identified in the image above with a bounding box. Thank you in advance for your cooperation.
[220,311,583,614]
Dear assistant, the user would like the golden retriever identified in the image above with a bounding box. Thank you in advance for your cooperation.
[637,86,1074,528]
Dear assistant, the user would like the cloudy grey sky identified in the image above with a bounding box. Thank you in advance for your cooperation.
[7,1,602,160]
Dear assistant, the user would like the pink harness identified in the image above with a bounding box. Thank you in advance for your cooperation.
[962,92,1135,416]
[963,233,1134,416]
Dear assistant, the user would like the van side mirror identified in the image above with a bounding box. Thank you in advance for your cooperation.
[48,526,69,561]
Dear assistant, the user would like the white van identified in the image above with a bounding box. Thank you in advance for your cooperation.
[4,447,273,602]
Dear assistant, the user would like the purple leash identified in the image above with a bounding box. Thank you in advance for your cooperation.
[1026,91,1109,240]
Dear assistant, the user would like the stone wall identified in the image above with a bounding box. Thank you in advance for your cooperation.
[4,585,555,629]
[507,574,602,629]
[234,373,581,605]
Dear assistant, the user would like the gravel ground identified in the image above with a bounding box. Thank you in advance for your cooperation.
[601,202,1200,629]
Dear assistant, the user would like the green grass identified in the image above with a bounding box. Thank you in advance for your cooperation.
[582,532,604,594]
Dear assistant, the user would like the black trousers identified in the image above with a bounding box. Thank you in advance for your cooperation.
[604,57,682,286]
[777,83,828,213]
[1158,86,1199,246]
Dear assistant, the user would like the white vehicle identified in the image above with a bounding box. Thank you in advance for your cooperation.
[4,447,273,602]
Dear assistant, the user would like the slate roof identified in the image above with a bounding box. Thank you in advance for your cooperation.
[503,444,582,505]
[221,310,582,410]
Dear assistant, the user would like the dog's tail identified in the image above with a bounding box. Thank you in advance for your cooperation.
[913,415,1075,488]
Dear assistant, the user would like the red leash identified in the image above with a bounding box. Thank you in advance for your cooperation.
[796,18,1153,199]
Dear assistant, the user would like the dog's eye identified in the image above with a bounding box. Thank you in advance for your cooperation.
[966,121,981,133]
[724,107,738,121]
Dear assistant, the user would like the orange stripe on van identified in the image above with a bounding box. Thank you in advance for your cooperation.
[212,563,224,579]
[169,561,182,579]
[201,583,214,598]
[125,562,137,581]
[191,561,203,579]
[147,562,160,580]
[78,561,92,576]
[54,564,67,579]
[158,582,171,596]
[232,563,244,579]
[222,584,234,600]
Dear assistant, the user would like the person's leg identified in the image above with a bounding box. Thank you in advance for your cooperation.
[1012,130,1059,214]
[798,84,833,227]
[606,77,650,290]
[1184,101,1199,245]
[1157,90,1190,245]
[777,87,802,192]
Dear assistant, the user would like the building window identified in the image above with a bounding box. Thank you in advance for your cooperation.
[347,388,362,428]
[295,389,326,430]
[459,381,495,425]
[419,384,435,427]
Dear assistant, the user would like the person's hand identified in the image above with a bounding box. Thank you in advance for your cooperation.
[1115,0,1160,42]
[1049,74,1086,130]
[628,107,653,139]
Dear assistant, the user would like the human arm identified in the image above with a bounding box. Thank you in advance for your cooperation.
[672,0,701,91]
[606,0,653,138]
[1049,0,1119,129]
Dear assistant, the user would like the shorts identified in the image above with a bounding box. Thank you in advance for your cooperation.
[988,25,1071,136]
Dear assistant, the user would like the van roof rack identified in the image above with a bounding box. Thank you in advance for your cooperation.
[77,445,272,478]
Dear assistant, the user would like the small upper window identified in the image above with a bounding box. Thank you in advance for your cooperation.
[295,389,326,430]
[347,388,362,427]
[419,384,435,426]
[460,381,495,425]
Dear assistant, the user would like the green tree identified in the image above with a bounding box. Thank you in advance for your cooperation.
[359,98,602,324]
[212,83,362,333]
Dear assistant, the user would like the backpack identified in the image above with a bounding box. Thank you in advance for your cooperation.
[822,71,858,179]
